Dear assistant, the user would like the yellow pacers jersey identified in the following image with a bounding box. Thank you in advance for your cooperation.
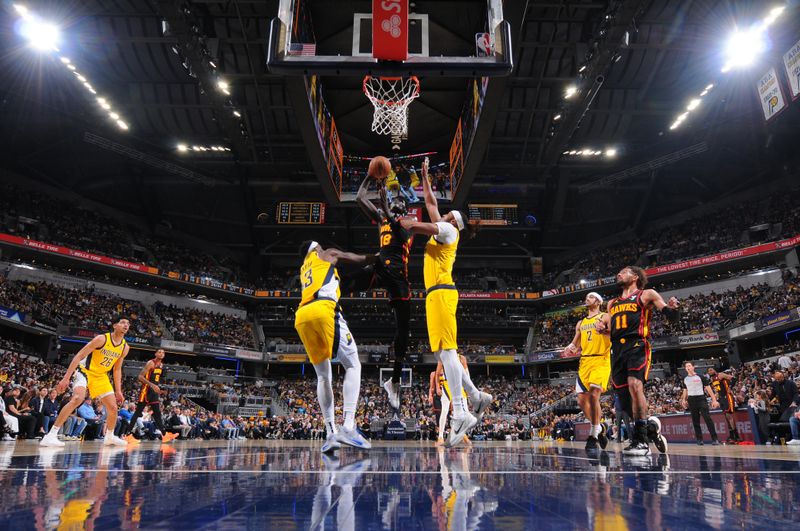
[299,250,341,306]
[423,227,460,289]
[579,313,611,358]
[81,333,126,376]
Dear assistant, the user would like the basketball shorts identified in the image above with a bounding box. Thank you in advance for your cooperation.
[137,386,160,405]
[73,367,114,398]
[718,394,735,414]
[374,262,411,300]
[295,300,357,366]
[425,288,458,352]
[441,379,468,401]
[575,356,611,393]
[611,342,651,388]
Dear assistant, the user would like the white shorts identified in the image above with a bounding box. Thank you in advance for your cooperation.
[72,370,88,390]
[332,315,359,369]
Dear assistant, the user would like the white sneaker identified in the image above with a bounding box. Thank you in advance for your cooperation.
[104,435,128,447]
[787,439,800,446]
[445,413,477,448]
[473,392,493,421]
[383,379,400,410]
[40,433,65,448]
[335,427,372,450]
[321,432,341,453]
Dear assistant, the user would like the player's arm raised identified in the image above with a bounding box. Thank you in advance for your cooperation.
[56,334,107,394]
[399,218,440,237]
[421,158,441,222]
[323,249,377,266]
[641,289,680,322]
[113,343,130,404]
[356,176,383,224]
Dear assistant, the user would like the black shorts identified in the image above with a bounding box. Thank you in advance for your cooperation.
[611,343,651,388]
[374,262,410,300]
[718,396,734,414]
[433,395,442,414]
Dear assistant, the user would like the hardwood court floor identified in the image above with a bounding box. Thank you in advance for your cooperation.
[1,439,798,529]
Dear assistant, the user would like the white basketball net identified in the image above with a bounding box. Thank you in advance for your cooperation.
[363,76,420,136]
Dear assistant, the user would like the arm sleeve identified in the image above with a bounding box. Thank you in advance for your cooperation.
[434,221,457,244]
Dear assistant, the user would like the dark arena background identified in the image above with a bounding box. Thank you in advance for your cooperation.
[1,0,799,529]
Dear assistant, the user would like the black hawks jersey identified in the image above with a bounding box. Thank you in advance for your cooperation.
[138,360,163,403]
[608,290,652,351]
[712,376,734,404]
[378,215,412,279]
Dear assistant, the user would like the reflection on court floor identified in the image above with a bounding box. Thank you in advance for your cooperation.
[0,440,799,529]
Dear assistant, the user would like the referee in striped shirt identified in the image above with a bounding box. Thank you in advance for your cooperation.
[679,362,721,445]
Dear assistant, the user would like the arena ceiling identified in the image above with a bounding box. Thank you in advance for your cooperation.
[0,0,797,270]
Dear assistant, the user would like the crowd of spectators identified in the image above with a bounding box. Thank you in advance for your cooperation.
[153,302,255,348]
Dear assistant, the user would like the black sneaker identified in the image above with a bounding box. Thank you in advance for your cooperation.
[585,436,599,451]
[623,439,651,456]
[597,424,609,450]
[696,440,704,446]
[646,418,668,454]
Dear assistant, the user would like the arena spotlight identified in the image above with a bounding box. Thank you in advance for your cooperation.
[722,27,766,71]
[605,148,617,158]
[553,114,562,121]
[116,120,128,130]
[687,99,701,111]
[177,144,188,152]
[18,15,60,51]
[232,110,241,118]
[564,85,578,99]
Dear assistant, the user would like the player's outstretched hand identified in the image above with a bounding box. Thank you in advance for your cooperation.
[667,296,679,309]
[422,157,429,181]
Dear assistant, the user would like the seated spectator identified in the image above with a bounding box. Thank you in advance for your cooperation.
[3,386,36,439]
[77,398,102,440]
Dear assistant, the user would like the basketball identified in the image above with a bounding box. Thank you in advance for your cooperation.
[368,156,391,181]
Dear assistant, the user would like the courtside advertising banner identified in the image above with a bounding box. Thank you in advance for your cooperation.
[575,410,754,443]
[757,67,787,121]
[783,38,800,100]
[372,0,408,61]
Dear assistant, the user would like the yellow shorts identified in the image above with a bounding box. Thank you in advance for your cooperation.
[294,300,357,365]
[576,356,611,393]
[425,289,459,352]
[73,367,114,398]
[441,379,467,400]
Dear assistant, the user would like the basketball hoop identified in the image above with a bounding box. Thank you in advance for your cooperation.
[363,76,420,136]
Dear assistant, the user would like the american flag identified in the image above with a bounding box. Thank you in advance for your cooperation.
[288,43,316,56]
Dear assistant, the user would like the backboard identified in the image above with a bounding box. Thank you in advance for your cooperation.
[268,1,513,206]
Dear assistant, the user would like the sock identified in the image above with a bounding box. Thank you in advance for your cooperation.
[591,424,600,437]
[314,360,336,435]
[461,364,481,403]
[48,425,60,435]
[440,349,467,417]
[342,365,360,430]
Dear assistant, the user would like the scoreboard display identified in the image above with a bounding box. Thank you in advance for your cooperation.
[276,202,326,224]
[467,203,519,226]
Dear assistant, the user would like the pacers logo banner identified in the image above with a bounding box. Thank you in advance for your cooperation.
[372,0,408,61]
[757,67,787,121]
[783,38,800,100]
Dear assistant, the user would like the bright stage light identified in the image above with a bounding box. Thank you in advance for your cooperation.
[723,27,766,71]
[116,120,128,130]
[605,148,617,158]
[177,144,188,152]
[19,17,61,51]
[687,99,701,111]
[564,85,577,99]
